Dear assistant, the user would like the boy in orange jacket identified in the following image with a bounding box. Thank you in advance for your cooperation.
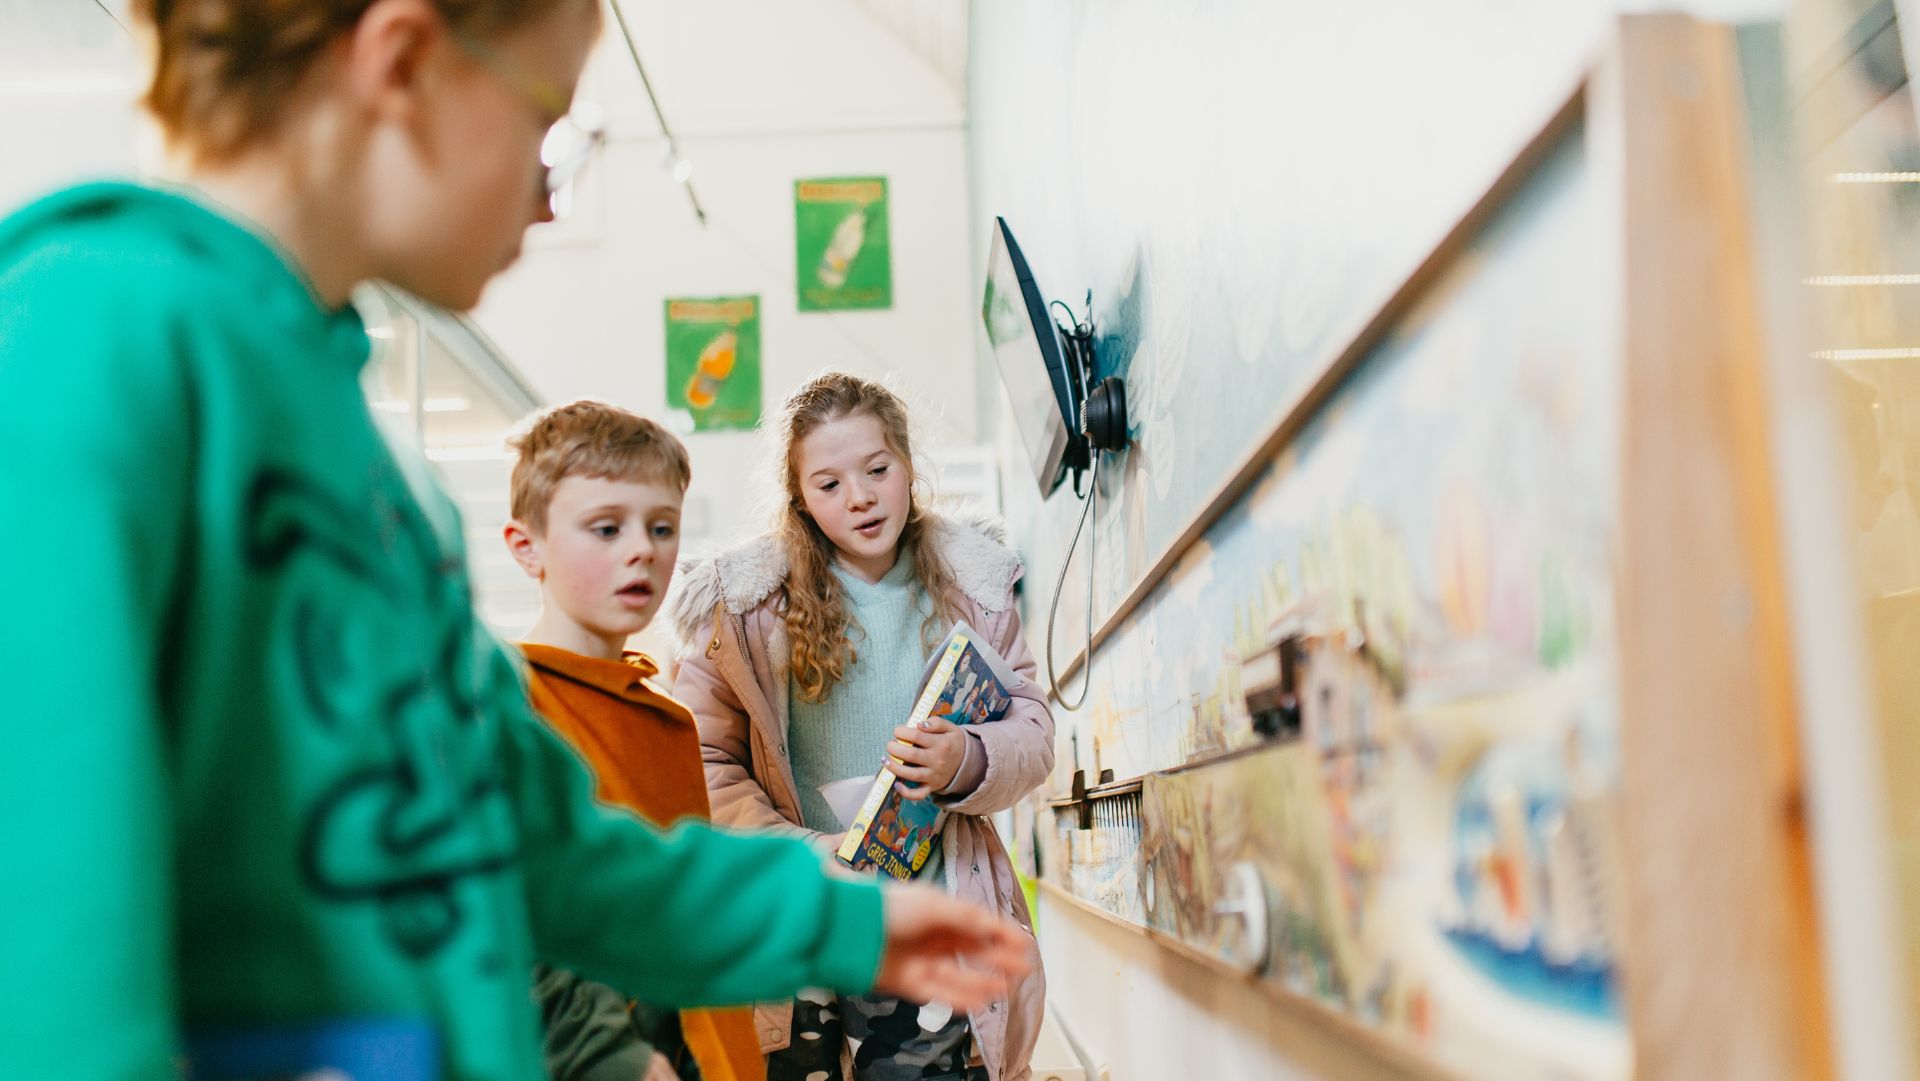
[502,400,762,1081]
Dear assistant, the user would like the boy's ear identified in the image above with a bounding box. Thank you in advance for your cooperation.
[503,519,543,580]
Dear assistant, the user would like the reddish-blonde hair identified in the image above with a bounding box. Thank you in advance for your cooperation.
[133,0,594,163]
[508,399,690,535]
[776,372,961,703]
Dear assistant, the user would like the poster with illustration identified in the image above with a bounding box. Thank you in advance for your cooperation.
[795,177,892,311]
[664,295,761,432]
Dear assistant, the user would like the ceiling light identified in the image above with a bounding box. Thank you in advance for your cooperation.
[1829,172,1920,183]
[1804,274,1920,286]
[1813,348,1920,361]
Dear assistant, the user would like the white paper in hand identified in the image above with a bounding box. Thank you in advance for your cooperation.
[818,776,878,830]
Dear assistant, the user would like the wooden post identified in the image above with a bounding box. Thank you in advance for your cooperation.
[1607,15,1834,1081]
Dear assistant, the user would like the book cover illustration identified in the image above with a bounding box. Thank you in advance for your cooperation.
[836,622,1018,878]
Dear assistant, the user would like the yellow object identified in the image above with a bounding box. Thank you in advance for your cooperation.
[817,207,868,289]
[685,330,737,410]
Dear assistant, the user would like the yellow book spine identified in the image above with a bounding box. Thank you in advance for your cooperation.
[836,634,970,864]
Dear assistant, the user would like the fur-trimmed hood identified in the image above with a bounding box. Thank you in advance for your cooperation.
[667,506,1022,648]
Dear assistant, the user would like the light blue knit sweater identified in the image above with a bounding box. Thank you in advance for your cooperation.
[789,555,939,838]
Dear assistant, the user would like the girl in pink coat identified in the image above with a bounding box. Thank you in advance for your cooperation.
[671,372,1053,1081]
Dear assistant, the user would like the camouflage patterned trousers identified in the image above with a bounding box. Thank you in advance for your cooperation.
[764,987,988,1081]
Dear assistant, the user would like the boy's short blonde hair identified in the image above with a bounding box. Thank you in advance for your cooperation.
[508,400,691,534]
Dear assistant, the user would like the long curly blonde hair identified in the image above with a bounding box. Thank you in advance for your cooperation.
[777,373,961,703]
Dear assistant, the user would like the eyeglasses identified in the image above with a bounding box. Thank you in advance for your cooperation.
[452,31,606,210]
[539,107,605,200]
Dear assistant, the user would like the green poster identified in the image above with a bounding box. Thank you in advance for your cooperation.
[795,176,892,311]
[664,295,762,432]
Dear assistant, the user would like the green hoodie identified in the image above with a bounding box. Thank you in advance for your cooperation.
[0,183,882,1081]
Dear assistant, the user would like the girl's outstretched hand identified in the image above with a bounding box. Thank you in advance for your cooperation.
[886,716,969,799]
[873,883,1031,1008]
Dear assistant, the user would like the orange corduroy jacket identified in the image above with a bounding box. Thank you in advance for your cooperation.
[518,642,766,1081]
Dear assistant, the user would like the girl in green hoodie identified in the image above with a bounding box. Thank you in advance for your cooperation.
[0,3,1027,1080]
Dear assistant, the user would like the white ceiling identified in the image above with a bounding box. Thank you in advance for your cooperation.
[0,1,967,97]
[847,0,969,97]
[0,0,135,86]
[584,0,968,142]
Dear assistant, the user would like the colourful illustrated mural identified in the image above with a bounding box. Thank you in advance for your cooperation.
[1025,129,1632,1080]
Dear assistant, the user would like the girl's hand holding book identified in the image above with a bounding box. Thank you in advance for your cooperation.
[885,715,970,799]
[874,883,1032,1008]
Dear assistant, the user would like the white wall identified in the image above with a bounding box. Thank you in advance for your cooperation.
[474,0,983,599]
[0,85,146,211]
[1038,893,1451,1081]
[966,1,1784,1079]
[0,0,144,211]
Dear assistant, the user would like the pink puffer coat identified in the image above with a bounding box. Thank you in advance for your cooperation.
[668,511,1051,1081]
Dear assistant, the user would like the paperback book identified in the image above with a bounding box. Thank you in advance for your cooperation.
[835,622,1017,878]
